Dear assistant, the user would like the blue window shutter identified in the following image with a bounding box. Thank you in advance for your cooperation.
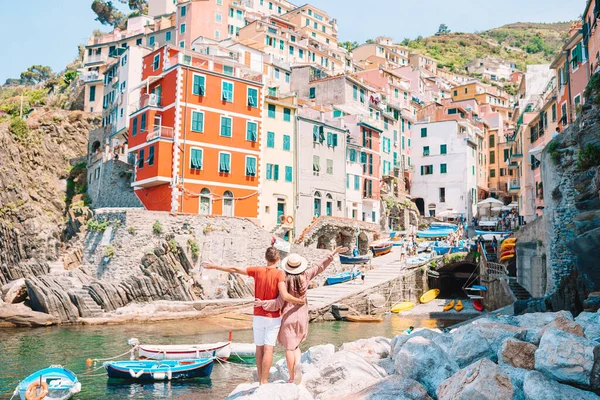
[267,132,275,148]
[285,166,292,182]
[333,134,338,147]
[421,166,424,175]
[132,117,138,136]
[273,164,279,181]
[313,125,318,141]
[141,114,147,132]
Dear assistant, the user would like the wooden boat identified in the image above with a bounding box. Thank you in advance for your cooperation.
[473,299,484,312]
[371,243,393,257]
[443,300,455,312]
[228,343,256,364]
[419,289,440,304]
[15,366,81,400]
[430,222,458,230]
[326,271,361,285]
[345,315,383,323]
[455,300,464,312]
[137,341,231,361]
[339,254,370,264]
[391,302,415,313]
[104,358,214,381]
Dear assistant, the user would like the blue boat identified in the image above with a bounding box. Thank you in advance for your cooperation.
[430,223,458,230]
[15,366,81,400]
[104,358,214,381]
[339,254,370,264]
[475,230,511,236]
[417,229,454,238]
[326,271,361,285]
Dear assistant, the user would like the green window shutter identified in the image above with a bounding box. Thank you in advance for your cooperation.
[327,132,332,146]
[441,163,447,174]
[141,114,147,132]
[193,75,205,96]
[421,128,427,137]
[266,164,273,180]
[420,166,424,175]
[354,175,359,190]
[312,125,318,142]
[246,157,256,176]
[283,108,291,121]
[273,164,279,181]
[285,166,292,182]
[191,111,204,132]
[132,117,138,136]
[191,149,203,169]
[248,88,258,107]
[361,152,367,163]
[246,122,257,141]
[267,132,275,148]
[440,144,446,154]
[283,135,290,151]
[333,134,338,147]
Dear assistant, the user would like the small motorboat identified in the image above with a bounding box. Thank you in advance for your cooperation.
[371,243,393,257]
[132,337,231,361]
[228,343,256,364]
[339,254,370,264]
[326,270,361,285]
[391,302,415,313]
[104,358,214,381]
[15,366,81,400]
[345,315,383,323]
[419,289,440,304]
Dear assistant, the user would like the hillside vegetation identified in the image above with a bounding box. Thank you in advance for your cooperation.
[403,22,573,73]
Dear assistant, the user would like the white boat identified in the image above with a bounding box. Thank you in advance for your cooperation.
[229,343,256,363]
[132,338,232,361]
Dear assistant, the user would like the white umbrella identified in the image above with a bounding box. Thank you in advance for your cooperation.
[477,197,503,206]
[508,201,518,209]
[491,206,512,212]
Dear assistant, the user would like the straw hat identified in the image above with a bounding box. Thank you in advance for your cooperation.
[281,253,308,275]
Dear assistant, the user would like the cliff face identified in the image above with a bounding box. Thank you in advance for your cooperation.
[0,110,100,265]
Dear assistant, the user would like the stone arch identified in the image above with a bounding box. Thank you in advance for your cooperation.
[317,235,330,250]
[414,198,425,216]
[91,140,101,153]
[428,261,478,299]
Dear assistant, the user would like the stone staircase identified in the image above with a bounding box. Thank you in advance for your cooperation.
[508,277,532,300]
[47,260,65,275]
[72,286,104,317]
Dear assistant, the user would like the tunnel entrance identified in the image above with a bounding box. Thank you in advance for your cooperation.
[428,262,479,299]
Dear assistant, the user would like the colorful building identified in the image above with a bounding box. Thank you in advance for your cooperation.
[464,56,518,82]
[583,0,600,75]
[128,46,264,217]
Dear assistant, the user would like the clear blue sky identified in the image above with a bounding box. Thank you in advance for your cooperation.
[0,0,583,83]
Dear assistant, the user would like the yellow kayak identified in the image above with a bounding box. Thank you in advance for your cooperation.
[455,300,463,312]
[443,300,455,312]
[420,289,440,304]
[346,315,383,323]
[500,254,515,263]
[391,302,415,313]
[500,243,515,252]
[503,238,517,243]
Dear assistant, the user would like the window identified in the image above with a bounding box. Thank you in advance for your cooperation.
[500,168,506,177]
[353,85,358,100]
[440,144,447,154]
[401,136,405,150]
[268,104,276,118]
[220,116,232,137]
[503,149,510,162]
[247,87,258,107]
[149,36,155,46]
[552,103,557,122]
[354,175,360,190]
[448,108,457,115]
[439,188,446,203]
[136,38,143,45]
[314,192,321,216]
[574,94,581,105]
[221,81,234,102]
[191,111,204,132]
[132,117,138,136]
[423,146,429,156]
[179,41,185,48]
[246,121,257,141]
[472,165,475,175]
[138,149,145,168]
[218,152,231,173]
[283,135,291,151]
[190,148,203,169]
[299,49,304,58]
[266,164,273,180]
[267,132,275,148]
[490,151,495,164]
[326,159,333,175]
[420,165,433,175]
[245,156,257,176]
[283,108,291,122]
[440,163,447,174]
[285,72,290,83]
[285,166,292,182]
[274,68,280,79]
[273,164,280,181]
[152,54,160,70]
[223,65,234,76]
[180,5,186,17]
[490,169,496,178]
[89,86,96,102]
[309,87,316,99]
[180,23,186,34]
[140,113,147,132]
[215,13,222,22]
[421,127,427,137]
[359,88,365,103]
[313,155,320,176]
[489,135,495,147]
[289,45,294,55]
[148,145,155,166]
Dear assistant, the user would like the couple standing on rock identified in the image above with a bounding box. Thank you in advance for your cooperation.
[203,245,348,385]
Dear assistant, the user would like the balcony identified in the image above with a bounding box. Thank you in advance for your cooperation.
[509,148,523,163]
[84,53,107,65]
[80,71,101,83]
[508,179,520,192]
[130,93,163,114]
[146,126,174,142]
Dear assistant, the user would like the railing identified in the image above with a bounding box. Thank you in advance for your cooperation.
[84,53,107,65]
[130,93,162,114]
[146,126,174,142]
[509,179,520,191]
[80,71,101,82]
[169,52,264,84]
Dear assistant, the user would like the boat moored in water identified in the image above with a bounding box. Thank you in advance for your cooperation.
[104,358,214,381]
[15,366,81,400]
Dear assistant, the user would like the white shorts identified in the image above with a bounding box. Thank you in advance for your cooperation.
[253,316,281,347]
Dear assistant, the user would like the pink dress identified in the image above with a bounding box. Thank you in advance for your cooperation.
[261,254,334,351]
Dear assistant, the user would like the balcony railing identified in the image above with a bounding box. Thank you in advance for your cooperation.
[85,53,107,65]
[81,71,101,83]
[146,126,174,142]
[509,179,520,191]
[130,93,162,114]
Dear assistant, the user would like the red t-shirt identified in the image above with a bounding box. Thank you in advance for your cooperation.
[247,266,285,318]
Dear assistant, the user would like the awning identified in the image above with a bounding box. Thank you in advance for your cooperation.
[529,143,546,161]
[131,75,162,91]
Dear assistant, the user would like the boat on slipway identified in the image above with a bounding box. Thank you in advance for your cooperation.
[326,270,361,285]
[371,243,393,257]
[339,254,370,264]
[104,358,214,381]
[14,366,81,400]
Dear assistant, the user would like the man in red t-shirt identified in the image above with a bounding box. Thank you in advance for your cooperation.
[203,246,303,384]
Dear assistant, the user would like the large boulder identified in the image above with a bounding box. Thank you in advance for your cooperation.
[523,371,600,400]
[535,328,600,390]
[340,337,391,362]
[449,323,527,367]
[345,376,433,400]
[497,338,537,370]
[437,358,513,400]
[514,311,574,344]
[302,350,386,399]
[25,276,79,321]
[226,382,314,400]
[499,365,528,400]
[576,311,600,341]
[391,329,452,358]
[273,344,335,382]
[394,336,458,397]
[528,317,585,345]
[0,303,58,327]
[2,278,28,303]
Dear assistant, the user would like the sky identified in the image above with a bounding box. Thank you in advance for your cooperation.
[0,0,583,83]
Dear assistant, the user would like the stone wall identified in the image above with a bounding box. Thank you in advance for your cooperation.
[515,217,547,298]
[87,159,142,209]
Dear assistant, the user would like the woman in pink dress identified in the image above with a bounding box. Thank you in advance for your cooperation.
[256,246,348,384]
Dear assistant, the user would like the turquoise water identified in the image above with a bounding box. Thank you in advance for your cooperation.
[0,315,455,399]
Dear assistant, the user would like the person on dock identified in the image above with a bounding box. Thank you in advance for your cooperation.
[361,267,366,284]
[351,264,359,283]
[255,246,348,385]
[202,246,304,385]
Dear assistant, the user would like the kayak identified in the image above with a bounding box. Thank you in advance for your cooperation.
[500,254,515,263]
[473,299,484,311]
[391,302,415,313]
[345,315,383,323]
[455,300,463,312]
[443,300,455,312]
[419,289,440,304]
[500,249,515,259]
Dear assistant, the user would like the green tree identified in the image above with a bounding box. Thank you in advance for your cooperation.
[436,24,451,36]
[401,38,411,46]
[118,0,146,13]
[91,0,125,27]
[365,39,375,44]
[339,41,359,52]
[20,65,54,85]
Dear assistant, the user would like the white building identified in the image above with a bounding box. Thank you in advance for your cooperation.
[410,120,480,220]
[345,142,364,220]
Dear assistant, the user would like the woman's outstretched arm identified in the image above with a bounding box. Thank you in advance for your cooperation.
[305,246,349,281]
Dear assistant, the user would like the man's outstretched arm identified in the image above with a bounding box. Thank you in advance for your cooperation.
[202,261,248,276]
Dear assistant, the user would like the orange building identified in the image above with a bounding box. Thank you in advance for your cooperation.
[583,0,600,75]
[128,46,264,218]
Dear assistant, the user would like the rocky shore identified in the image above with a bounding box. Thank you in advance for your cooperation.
[227,309,600,400]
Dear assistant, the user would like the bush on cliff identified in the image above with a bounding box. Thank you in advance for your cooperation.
[8,117,29,140]
[584,73,600,105]
[577,144,600,170]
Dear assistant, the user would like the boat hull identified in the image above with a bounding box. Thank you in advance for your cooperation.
[345,315,383,323]
[419,289,440,304]
[391,302,415,313]
[326,271,361,285]
[339,254,370,264]
[17,366,80,400]
[138,342,230,361]
[104,359,214,381]
[371,244,392,257]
